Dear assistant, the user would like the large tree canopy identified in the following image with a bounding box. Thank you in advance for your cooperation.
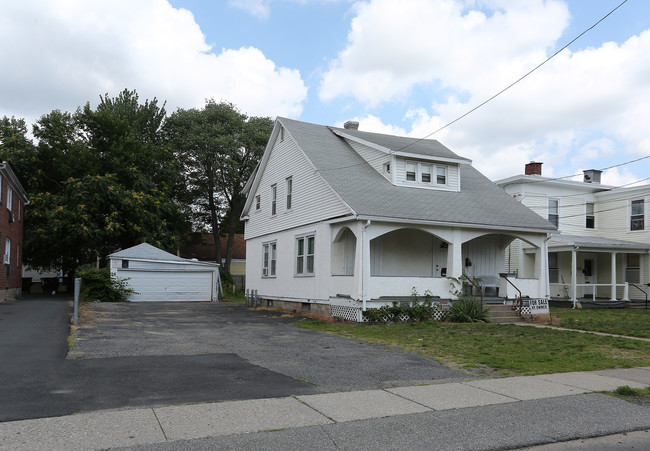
[164,100,272,272]
[0,89,187,280]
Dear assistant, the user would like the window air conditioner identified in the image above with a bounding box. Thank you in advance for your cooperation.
[8,211,14,223]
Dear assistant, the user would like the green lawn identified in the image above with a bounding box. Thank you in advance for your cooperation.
[295,320,650,377]
[550,307,650,338]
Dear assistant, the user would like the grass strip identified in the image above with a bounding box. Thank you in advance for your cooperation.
[296,320,650,376]
[550,307,650,338]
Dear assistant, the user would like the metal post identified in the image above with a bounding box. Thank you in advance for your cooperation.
[73,277,81,325]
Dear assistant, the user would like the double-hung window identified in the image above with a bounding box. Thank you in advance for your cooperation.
[436,166,447,185]
[286,177,292,210]
[420,164,432,183]
[271,184,277,216]
[548,199,559,228]
[4,238,10,264]
[255,195,261,211]
[296,235,315,275]
[262,242,276,277]
[406,162,416,181]
[585,203,595,229]
[7,187,12,211]
[631,199,644,231]
[625,254,640,283]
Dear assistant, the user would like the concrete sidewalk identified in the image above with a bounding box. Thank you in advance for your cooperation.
[1,367,648,451]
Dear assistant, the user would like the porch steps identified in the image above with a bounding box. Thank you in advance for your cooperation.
[486,304,523,324]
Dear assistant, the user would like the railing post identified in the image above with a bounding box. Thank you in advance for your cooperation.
[623,283,629,301]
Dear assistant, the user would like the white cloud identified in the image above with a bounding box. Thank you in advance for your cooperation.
[324,0,650,184]
[229,0,271,19]
[0,0,307,127]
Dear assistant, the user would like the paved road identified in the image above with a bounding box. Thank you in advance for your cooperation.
[1,298,465,422]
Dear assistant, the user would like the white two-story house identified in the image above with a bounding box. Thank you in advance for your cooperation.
[241,118,556,321]
[496,162,650,306]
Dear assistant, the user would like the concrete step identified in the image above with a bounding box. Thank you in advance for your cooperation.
[486,305,524,323]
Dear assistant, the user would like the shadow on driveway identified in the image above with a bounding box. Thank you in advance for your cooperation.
[1,298,466,422]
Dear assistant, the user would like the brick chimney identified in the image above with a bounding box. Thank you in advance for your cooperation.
[525,161,543,176]
[343,120,359,130]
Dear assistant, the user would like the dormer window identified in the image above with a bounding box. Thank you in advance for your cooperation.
[421,164,432,183]
[436,166,447,185]
[406,162,416,181]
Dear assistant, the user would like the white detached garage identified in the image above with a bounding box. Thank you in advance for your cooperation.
[109,243,222,302]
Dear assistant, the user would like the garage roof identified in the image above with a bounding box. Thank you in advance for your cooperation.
[109,243,187,262]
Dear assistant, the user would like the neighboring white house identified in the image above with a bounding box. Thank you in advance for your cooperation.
[496,162,650,305]
[240,118,556,320]
[109,243,221,302]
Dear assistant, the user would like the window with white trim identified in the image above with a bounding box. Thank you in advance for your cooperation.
[631,199,644,231]
[548,198,559,228]
[625,253,640,283]
[4,238,10,264]
[271,184,277,216]
[406,161,416,181]
[585,203,595,229]
[420,163,432,183]
[286,177,292,210]
[262,241,276,277]
[7,186,12,211]
[255,195,260,211]
[436,165,447,185]
[296,235,315,275]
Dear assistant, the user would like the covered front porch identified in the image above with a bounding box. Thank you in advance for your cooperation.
[329,220,551,308]
[539,234,650,306]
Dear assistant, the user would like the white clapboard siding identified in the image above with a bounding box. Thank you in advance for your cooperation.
[245,131,352,240]
[347,141,391,181]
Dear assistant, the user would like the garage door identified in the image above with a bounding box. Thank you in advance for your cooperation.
[117,270,214,302]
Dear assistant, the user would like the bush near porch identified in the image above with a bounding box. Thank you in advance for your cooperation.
[296,320,650,377]
[549,307,650,339]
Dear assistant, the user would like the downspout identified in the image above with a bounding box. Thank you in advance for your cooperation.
[362,220,371,311]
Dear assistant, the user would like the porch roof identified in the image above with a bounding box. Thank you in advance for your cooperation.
[547,234,650,252]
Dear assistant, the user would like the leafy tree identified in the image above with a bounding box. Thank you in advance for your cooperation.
[164,100,272,272]
[1,90,189,284]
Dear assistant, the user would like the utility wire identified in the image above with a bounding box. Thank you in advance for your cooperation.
[318,0,629,174]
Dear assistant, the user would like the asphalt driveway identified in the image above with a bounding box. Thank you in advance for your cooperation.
[1,298,466,422]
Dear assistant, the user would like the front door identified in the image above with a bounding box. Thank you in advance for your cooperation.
[582,255,597,298]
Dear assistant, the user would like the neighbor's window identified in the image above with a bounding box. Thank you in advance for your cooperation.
[406,161,416,181]
[585,203,595,229]
[548,199,559,227]
[548,252,559,284]
[4,238,10,264]
[631,199,644,231]
[286,177,292,210]
[262,242,277,277]
[625,253,640,283]
[271,184,277,216]
[122,260,129,269]
[6,187,12,211]
[436,166,447,185]
[296,235,315,275]
[255,195,261,211]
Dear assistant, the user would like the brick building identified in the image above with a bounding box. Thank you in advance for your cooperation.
[0,162,28,301]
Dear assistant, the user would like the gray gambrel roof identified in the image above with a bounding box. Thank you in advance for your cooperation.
[247,117,556,232]
[109,243,187,262]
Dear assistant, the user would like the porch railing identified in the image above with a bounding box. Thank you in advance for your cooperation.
[550,283,630,302]
[628,283,649,309]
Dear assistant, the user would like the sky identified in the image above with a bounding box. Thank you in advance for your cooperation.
[1,0,649,185]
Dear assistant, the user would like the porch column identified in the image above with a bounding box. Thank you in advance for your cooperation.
[446,229,463,299]
[571,248,578,306]
[610,252,617,301]
[361,220,371,310]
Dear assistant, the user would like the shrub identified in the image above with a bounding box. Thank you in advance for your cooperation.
[75,265,136,302]
[614,385,639,396]
[447,297,490,323]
